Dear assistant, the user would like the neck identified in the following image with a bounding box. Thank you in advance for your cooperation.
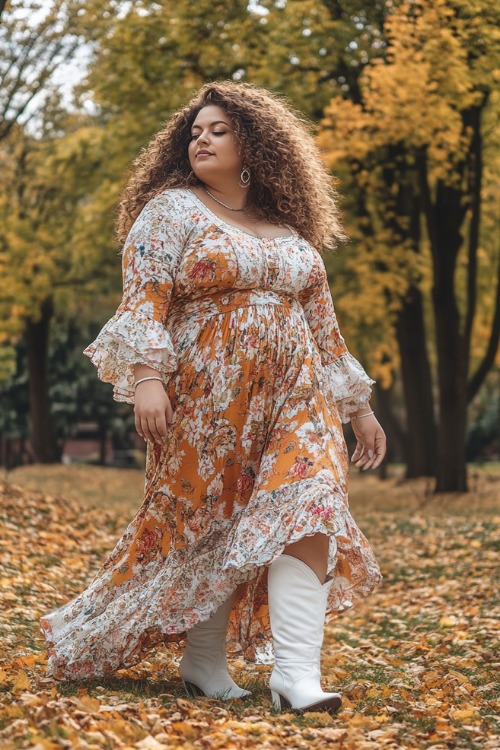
[202,180,248,210]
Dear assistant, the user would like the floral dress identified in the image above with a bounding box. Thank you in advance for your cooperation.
[39,188,383,681]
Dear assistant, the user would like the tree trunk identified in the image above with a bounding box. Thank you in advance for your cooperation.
[433,342,468,493]
[374,382,406,479]
[395,284,437,477]
[394,172,437,478]
[433,181,468,492]
[418,149,469,492]
[25,298,60,463]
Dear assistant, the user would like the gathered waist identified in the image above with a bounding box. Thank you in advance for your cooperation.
[169,288,303,324]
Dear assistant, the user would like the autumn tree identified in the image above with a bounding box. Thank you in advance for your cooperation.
[318,0,500,492]
[0,0,98,140]
[0,111,118,461]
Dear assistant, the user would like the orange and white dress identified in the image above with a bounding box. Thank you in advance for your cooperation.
[39,188,383,681]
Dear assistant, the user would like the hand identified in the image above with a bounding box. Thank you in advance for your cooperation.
[134,380,174,444]
[350,413,386,470]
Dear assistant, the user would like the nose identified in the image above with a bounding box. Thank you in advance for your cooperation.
[197,129,210,145]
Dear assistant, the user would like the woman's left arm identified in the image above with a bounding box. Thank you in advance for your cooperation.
[299,271,386,470]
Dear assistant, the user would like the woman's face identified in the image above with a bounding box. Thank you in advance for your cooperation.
[188,105,243,183]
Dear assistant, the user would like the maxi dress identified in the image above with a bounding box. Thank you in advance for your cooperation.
[39,188,383,681]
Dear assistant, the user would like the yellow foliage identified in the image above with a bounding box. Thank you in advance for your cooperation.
[0,122,120,347]
[317,0,500,387]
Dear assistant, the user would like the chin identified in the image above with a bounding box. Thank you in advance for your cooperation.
[191,165,208,181]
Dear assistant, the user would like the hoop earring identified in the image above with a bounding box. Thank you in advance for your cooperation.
[239,167,251,189]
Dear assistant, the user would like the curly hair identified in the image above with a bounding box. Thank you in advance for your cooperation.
[117,81,348,252]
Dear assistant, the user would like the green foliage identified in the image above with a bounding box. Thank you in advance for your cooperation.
[0,312,135,448]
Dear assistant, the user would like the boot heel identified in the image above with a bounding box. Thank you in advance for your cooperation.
[182,680,205,697]
[271,689,281,709]
[271,690,291,710]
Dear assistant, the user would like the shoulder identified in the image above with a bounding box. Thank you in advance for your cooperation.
[144,187,194,218]
[132,188,195,241]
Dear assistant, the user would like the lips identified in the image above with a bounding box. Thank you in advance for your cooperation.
[196,150,214,157]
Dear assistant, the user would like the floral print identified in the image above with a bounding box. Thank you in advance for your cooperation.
[39,188,382,681]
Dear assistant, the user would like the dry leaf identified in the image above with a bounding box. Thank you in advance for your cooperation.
[0,466,497,750]
[11,670,31,692]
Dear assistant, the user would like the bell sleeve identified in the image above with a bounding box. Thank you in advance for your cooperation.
[83,191,184,404]
[300,271,376,424]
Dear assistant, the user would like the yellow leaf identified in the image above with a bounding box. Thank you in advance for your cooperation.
[15,654,37,667]
[439,615,458,627]
[451,706,480,721]
[350,712,379,729]
[0,669,10,685]
[171,721,198,739]
[136,737,168,750]
[448,669,470,684]
[76,694,101,712]
[12,670,30,692]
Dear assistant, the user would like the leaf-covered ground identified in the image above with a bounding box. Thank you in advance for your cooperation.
[1,465,499,750]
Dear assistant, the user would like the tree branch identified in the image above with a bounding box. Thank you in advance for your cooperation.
[464,98,488,366]
[416,147,439,271]
[467,245,500,402]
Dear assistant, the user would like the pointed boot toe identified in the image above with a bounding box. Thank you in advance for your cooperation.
[179,593,251,701]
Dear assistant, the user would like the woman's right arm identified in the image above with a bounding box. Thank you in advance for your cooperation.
[84,192,185,435]
[133,363,174,444]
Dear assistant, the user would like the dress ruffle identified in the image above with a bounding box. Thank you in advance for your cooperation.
[83,308,178,404]
[322,351,376,423]
[39,469,382,680]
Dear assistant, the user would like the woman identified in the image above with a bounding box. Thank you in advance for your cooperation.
[39,81,385,714]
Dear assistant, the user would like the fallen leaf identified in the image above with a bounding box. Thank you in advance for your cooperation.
[11,670,30,692]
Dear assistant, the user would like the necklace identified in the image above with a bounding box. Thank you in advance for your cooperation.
[203,186,247,212]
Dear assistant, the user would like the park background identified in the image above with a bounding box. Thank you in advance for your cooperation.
[0,1,498,749]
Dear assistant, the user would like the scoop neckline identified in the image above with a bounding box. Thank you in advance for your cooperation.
[183,188,298,241]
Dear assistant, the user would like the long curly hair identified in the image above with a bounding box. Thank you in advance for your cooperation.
[117,81,348,252]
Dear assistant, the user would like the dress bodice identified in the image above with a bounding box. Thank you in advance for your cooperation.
[172,189,325,304]
[83,187,375,419]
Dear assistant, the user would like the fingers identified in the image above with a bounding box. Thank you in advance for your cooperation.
[359,448,377,471]
[135,404,174,444]
[351,441,364,463]
[352,431,387,471]
[141,416,157,444]
[136,417,160,444]
[353,446,370,469]
[135,391,174,445]
[353,446,377,470]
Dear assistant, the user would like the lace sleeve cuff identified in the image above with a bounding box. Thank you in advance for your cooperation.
[83,309,178,404]
[322,351,376,424]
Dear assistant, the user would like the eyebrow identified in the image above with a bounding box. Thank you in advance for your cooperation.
[191,120,231,130]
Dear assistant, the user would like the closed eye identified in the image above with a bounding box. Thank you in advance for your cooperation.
[190,131,227,140]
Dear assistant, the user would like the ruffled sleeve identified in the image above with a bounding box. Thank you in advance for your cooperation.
[300,270,376,424]
[83,191,185,404]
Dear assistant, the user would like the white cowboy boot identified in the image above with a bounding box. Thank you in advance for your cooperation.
[268,554,342,713]
[179,592,251,700]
